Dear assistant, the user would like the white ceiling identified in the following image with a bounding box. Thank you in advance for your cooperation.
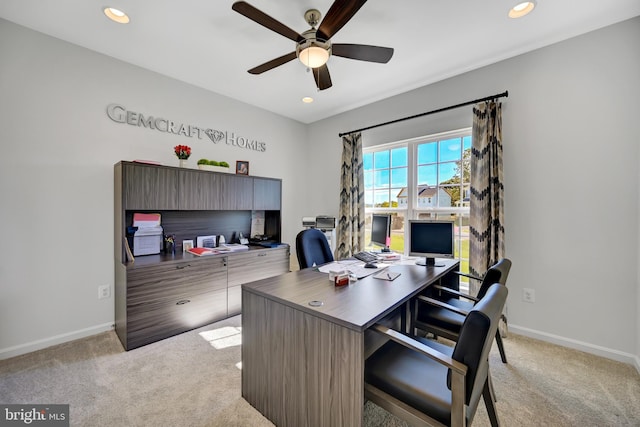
[1,1,639,124]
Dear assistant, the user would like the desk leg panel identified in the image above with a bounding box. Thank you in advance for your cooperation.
[242,290,364,427]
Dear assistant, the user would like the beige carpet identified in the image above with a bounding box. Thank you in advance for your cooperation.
[1,315,639,426]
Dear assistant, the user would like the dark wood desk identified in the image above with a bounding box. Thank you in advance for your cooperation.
[241,259,459,427]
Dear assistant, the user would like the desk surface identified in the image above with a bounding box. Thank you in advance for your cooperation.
[242,259,459,332]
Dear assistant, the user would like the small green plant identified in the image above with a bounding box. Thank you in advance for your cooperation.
[197,158,230,168]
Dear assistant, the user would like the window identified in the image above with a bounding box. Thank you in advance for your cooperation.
[363,129,471,285]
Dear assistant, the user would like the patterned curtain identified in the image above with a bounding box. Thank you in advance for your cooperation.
[336,133,365,259]
[469,101,505,296]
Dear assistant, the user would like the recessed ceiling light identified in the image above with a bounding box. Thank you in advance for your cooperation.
[302,97,314,103]
[104,7,130,24]
[508,1,536,18]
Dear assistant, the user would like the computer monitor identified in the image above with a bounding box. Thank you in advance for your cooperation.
[371,214,391,252]
[408,220,455,267]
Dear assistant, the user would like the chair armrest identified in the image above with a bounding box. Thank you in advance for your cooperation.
[432,284,479,303]
[454,271,483,282]
[371,324,467,376]
[370,324,468,427]
[417,295,470,317]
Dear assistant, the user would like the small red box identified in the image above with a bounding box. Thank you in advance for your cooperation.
[334,274,349,287]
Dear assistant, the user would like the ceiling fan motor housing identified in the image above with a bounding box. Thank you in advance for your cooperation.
[296,28,332,64]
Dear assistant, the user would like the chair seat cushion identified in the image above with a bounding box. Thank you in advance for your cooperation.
[415,297,474,334]
[365,338,456,426]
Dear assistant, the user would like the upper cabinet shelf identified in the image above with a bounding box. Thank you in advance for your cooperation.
[117,161,281,211]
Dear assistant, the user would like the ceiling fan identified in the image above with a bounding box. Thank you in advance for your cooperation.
[231,0,394,91]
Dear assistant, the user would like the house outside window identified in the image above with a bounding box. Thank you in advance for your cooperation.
[363,129,472,284]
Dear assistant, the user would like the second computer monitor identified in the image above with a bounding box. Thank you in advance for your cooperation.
[408,219,454,266]
[371,214,391,252]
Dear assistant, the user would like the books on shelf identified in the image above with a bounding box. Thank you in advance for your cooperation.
[187,247,217,256]
[187,244,249,256]
[133,159,162,165]
[217,244,249,252]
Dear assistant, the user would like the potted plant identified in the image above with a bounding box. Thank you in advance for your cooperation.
[174,145,191,168]
[197,158,232,173]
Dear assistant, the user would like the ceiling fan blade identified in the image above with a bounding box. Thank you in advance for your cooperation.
[248,52,297,74]
[312,65,332,91]
[332,44,394,63]
[317,0,368,40]
[232,1,304,43]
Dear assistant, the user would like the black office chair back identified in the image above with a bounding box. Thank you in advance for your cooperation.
[451,283,507,407]
[295,228,334,269]
[476,258,512,300]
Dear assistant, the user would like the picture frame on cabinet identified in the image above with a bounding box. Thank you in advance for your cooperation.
[236,160,249,175]
[182,240,194,252]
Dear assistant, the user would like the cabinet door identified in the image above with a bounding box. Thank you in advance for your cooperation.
[126,257,228,349]
[219,174,253,210]
[178,170,253,210]
[123,163,179,210]
[253,178,281,210]
[227,248,289,316]
[178,169,222,210]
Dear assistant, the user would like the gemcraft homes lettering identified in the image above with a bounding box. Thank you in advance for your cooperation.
[106,104,267,152]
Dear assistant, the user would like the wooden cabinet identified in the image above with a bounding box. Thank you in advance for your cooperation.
[114,161,287,350]
[227,247,290,316]
[123,256,228,350]
[253,178,281,210]
[122,162,179,210]
[117,161,280,211]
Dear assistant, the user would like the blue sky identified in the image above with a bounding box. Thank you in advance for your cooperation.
[364,136,471,206]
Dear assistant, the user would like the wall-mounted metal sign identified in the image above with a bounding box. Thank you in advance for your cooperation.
[106,104,267,152]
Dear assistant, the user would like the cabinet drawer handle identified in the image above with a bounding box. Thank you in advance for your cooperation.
[176,264,191,270]
[258,253,267,257]
[176,299,191,305]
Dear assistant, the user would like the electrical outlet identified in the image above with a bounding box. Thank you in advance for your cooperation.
[522,288,535,303]
[98,284,111,300]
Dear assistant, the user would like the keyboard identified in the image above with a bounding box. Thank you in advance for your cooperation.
[353,251,378,263]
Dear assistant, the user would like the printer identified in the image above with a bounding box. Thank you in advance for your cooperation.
[132,213,163,256]
[301,215,337,253]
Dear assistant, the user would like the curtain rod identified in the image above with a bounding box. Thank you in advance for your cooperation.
[338,90,509,137]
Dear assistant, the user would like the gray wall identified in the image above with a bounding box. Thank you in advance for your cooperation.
[0,18,307,357]
[1,15,639,370]
[307,17,640,367]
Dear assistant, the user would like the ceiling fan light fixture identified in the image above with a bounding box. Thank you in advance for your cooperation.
[508,1,537,18]
[298,45,329,68]
[104,7,130,24]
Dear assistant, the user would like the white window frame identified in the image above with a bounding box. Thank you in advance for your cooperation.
[364,128,471,286]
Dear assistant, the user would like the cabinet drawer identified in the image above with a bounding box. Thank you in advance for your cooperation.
[227,248,289,287]
[125,257,228,350]
[127,287,228,349]
[127,257,227,306]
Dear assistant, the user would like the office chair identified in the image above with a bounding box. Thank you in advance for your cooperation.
[295,228,334,269]
[365,284,508,427]
[413,258,512,363]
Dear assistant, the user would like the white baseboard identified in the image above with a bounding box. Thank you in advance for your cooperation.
[509,324,639,372]
[0,322,114,361]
